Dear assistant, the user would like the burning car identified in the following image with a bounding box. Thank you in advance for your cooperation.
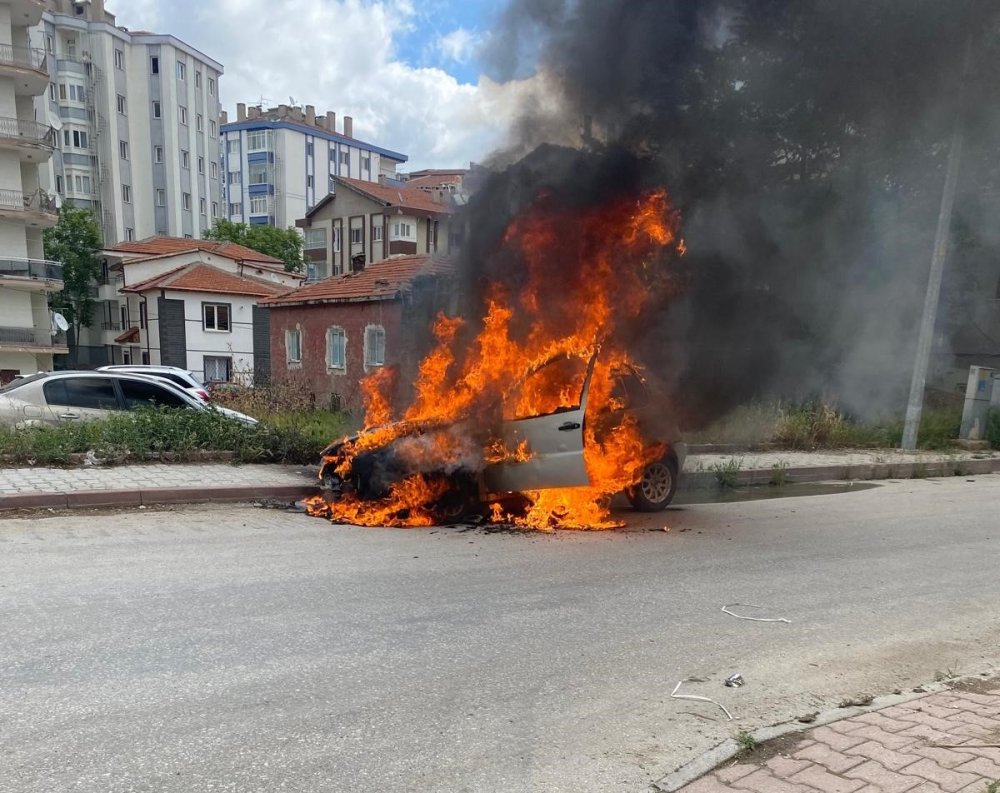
[315,348,686,528]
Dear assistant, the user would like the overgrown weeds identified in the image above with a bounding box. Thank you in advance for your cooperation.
[710,457,743,489]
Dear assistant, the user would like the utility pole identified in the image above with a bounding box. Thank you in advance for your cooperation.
[900,14,976,450]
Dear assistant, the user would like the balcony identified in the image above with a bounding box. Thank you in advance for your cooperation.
[0,44,48,96]
[0,116,55,161]
[7,0,46,27]
[0,257,63,291]
[0,189,59,227]
[0,325,68,354]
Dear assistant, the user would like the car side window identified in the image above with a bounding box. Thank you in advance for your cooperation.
[44,377,119,410]
[505,356,589,420]
[118,379,190,409]
[610,372,650,411]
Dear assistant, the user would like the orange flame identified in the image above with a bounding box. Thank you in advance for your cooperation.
[321,189,684,530]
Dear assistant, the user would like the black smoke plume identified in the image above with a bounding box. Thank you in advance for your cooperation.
[455,0,1000,427]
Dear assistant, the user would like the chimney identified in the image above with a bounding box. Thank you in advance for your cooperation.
[326,110,336,133]
[236,102,246,121]
[343,115,353,138]
[220,110,229,125]
[291,106,304,122]
[278,104,289,118]
[305,104,315,125]
[248,106,259,119]
[315,116,326,130]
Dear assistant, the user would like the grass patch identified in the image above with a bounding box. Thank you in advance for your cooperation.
[769,460,789,487]
[0,405,348,467]
[710,457,743,489]
[734,729,758,759]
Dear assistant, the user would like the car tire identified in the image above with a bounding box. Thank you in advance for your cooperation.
[627,455,678,512]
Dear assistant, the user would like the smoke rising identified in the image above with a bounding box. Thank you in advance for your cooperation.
[457,0,1000,426]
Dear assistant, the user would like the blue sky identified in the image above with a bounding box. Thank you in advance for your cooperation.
[112,0,543,170]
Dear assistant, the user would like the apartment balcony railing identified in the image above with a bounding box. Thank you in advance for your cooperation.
[0,256,63,281]
[0,325,66,349]
[0,188,58,216]
[0,116,55,148]
[0,44,47,74]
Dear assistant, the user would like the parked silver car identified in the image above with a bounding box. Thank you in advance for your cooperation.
[98,365,209,401]
[0,371,256,427]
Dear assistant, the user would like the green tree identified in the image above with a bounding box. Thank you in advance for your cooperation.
[43,203,102,335]
[203,219,304,273]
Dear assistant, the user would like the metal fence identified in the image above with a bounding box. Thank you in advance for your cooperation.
[0,189,58,214]
[0,44,47,73]
[0,257,62,281]
[0,116,55,146]
[0,325,66,348]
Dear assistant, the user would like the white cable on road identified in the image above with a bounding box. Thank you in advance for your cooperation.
[671,679,733,721]
[721,603,791,623]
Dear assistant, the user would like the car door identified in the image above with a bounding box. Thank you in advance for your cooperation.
[484,353,596,494]
[40,376,121,423]
[116,376,197,410]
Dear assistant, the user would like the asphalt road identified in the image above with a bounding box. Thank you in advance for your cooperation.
[3,476,1000,793]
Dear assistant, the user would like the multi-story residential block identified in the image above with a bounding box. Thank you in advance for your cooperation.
[296,176,454,282]
[94,236,301,381]
[31,0,223,243]
[0,0,65,383]
[220,103,407,231]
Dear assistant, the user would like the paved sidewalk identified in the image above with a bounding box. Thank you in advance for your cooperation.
[669,684,1000,793]
[0,462,317,509]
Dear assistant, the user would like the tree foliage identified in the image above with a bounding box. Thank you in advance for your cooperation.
[203,219,304,273]
[43,203,102,331]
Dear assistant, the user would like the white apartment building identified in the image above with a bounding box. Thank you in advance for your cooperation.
[0,0,65,382]
[31,0,223,243]
[220,103,407,231]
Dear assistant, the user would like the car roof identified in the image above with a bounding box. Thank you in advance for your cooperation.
[0,370,199,398]
[100,365,196,374]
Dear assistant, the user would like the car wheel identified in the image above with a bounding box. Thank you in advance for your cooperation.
[627,455,678,512]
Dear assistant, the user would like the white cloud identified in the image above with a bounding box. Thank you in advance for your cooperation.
[436,27,481,64]
[110,0,559,171]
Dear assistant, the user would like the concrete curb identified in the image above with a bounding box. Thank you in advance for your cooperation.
[679,457,1000,491]
[652,681,955,792]
[0,484,318,511]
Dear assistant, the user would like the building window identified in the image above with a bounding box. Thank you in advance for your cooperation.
[122,184,131,204]
[228,171,241,185]
[68,83,85,102]
[65,129,88,148]
[114,49,124,70]
[327,327,346,370]
[46,35,53,54]
[73,174,92,193]
[392,222,413,239]
[58,83,66,100]
[249,196,268,215]
[362,155,370,170]
[141,351,150,365]
[176,62,186,81]
[286,329,301,364]
[332,227,341,252]
[182,192,192,210]
[195,70,202,88]
[304,227,326,249]
[198,156,205,174]
[229,202,242,216]
[196,113,203,132]
[125,227,135,241]
[208,77,216,95]
[116,94,126,115]
[119,139,128,160]
[120,304,128,329]
[227,138,239,155]
[248,163,269,185]
[155,189,165,206]
[210,161,218,179]
[55,175,63,194]
[152,100,161,118]
[350,227,363,245]
[246,130,270,151]
[306,175,314,189]
[154,145,163,163]
[150,56,159,74]
[204,356,231,383]
[199,197,206,215]
[139,302,148,329]
[203,303,230,332]
[211,201,218,218]
[121,348,132,365]
[306,141,314,156]
[340,150,349,165]
[181,150,190,168]
[364,325,385,367]
[49,83,55,101]
[179,107,188,125]
[373,225,382,242]
[210,119,217,136]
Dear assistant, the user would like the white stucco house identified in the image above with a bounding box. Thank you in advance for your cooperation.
[95,236,301,384]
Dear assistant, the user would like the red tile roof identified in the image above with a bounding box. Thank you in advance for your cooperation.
[122,262,291,297]
[115,326,140,343]
[260,255,452,307]
[106,235,287,269]
[331,177,453,215]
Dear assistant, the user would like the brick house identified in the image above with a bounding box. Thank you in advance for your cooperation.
[260,254,454,411]
[296,176,455,282]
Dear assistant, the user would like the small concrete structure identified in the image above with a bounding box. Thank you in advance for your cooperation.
[960,365,995,439]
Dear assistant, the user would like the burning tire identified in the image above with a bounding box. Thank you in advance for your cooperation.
[627,454,678,512]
